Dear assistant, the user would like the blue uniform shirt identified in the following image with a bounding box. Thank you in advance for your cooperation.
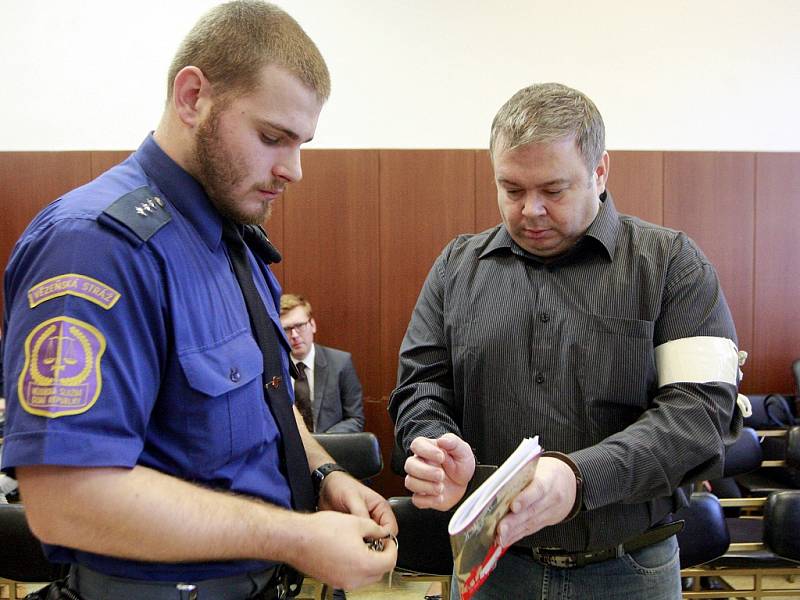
[1,135,294,581]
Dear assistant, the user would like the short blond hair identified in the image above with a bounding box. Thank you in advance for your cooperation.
[280,293,313,318]
[490,82,605,174]
[167,0,330,103]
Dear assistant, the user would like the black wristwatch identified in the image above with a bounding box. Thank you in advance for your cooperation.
[312,462,348,499]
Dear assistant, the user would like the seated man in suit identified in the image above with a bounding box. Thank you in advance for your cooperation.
[280,294,365,433]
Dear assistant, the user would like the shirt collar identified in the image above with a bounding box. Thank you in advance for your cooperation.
[134,133,224,251]
[582,191,620,260]
[291,344,316,371]
[478,191,620,263]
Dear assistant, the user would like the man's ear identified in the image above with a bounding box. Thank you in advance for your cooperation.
[171,66,213,128]
[310,317,317,335]
[594,151,610,194]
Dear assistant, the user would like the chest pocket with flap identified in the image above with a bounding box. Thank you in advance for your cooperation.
[178,331,276,473]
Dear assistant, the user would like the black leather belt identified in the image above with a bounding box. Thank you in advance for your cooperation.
[69,563,292,600]
[509,520,684,569]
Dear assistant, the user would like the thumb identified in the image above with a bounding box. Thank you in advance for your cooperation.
[437,433,474,463]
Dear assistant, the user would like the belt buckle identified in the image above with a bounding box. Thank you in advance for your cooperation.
[531,548,577,569]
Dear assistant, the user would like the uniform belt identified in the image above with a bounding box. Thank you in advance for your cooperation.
[69,563,290,600]
[509,520,684,569]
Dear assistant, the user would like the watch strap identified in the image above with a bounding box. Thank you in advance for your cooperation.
[312,462,348,499]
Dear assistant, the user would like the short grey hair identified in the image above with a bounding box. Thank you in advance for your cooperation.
[490,82,605,174]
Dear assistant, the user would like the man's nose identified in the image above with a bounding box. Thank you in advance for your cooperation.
[273,147,302,183]
[521,194,547,218]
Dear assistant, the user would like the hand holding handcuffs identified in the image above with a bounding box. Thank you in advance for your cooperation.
[364,533,399,587]
[364,532,398,552]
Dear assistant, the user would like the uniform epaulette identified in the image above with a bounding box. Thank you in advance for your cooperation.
[103,186,171,242]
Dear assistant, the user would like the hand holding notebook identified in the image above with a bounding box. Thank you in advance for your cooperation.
[448,437,542,600]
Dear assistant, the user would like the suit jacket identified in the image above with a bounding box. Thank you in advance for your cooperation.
[313,344,365,433]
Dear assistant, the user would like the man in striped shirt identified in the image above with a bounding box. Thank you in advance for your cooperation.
[390,83,742,600]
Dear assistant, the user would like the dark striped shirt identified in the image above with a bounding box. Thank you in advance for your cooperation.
[389,192,742,551]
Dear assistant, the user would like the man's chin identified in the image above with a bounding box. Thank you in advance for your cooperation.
[215,202,272,226]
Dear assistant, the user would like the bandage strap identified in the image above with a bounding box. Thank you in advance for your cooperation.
[655,336,739,387]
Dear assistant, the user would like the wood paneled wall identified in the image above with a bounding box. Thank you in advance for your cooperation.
[2,149,799,497]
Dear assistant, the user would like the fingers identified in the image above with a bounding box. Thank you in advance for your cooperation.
[410,490,445,510]
[404,434,474,511]
[358,514,394,541]
[409,436,447,464]
[299,512,397,589]
[436,432,471,458]
[358,531,399,587]
[495,456,578,547]
[404,438,446,497]
[404,465,444,497]
[341,494,371,519]
[368,499,399,535]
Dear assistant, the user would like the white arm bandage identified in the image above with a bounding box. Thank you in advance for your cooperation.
[655,336,740,387]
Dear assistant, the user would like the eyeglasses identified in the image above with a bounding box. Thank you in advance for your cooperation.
[282,319,311,335]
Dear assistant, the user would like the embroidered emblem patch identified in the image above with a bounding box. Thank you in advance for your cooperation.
[28,274,121,310]
[18,316,106,418]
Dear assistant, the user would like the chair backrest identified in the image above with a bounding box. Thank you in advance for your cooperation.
[745,394,796,429]
[792,359,800,398]
[788,426,800,469]
[311,432,383,480]
[724,427,763,477]
[0,504,65,583]
[388,496,453,575]
[764,490,800,562]
[764,394,797,427]
[675,492,730,568]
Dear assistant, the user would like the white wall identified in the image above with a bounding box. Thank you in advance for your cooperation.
[2,0,799,151]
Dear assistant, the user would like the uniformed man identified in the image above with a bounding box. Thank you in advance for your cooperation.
[1,2,397,599]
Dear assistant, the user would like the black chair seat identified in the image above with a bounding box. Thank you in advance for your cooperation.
[0,504,65,583]
[389,496,453,575]
[726,516,762,544]
[736,471,796,495]
[709,550,799,569]
[717,517,791,568]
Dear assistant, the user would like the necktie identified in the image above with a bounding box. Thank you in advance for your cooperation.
[294,362,314,432]
[221,221,315,511]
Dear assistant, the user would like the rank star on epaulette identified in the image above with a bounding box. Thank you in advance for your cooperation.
[103,186,172,242]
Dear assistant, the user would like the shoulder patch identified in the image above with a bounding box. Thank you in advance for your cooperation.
[103,186,171,242]
[28,274,121,310]
[17,316,107,418]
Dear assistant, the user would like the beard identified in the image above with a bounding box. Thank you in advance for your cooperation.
[193,105,273,225]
